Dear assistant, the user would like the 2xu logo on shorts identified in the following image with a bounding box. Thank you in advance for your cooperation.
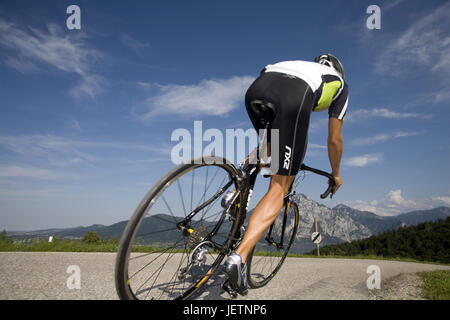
[283,145,292,170]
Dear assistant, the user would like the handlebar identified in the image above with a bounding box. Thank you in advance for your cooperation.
[300,164,336,199]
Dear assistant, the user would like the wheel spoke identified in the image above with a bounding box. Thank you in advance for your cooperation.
[129,237,184,276]
[202,209,225,222]
[118,161,239,300]
[135,226,179,238]
[200,167,221,218]
[152,214,180,224]
[200,174,227,221]
[166,246,189,299]
[141,246,179,299]
[177,179,187,217]
[190,169,195,213]
[161,194,179,225]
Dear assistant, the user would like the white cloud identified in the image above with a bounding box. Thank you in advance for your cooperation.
[138,76,255,119]
[393,132,419,138]
[383,0,407,11]
[432,196,450,207]
[0,18,103,98]
[71,120,82,132]
[347,108,423,122]
[434,89,450,103]
[344,190,450,216]
[0,187,64,197]
[0,165,64,180]
[387,189,416,207]
[69,74,104,99]
[309,109,416,130]
[120,34,150,55]
[0,134,172,167]
[308,118,329,132]
[309,143,327,149]
[376,2,450,76]
[345,199,379,213]
[369,3,450,105]
[0,135,98,165]
[371,109,421,119]
[352,131,419,146]
[343,153,383,167]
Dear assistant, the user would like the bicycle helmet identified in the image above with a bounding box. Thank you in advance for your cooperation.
[314,53,345,80]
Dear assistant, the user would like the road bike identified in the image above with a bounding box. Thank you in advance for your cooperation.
[115,100,336,300]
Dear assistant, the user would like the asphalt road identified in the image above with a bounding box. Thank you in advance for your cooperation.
[0,252,448,300]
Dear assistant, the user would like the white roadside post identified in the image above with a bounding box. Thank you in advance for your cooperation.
[311,218,322,256]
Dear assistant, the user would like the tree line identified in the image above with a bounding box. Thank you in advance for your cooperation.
[310,217,450,263]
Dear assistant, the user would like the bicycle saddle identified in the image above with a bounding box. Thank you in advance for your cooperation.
[249,100,277,125]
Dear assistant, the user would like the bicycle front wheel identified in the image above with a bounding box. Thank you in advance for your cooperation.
[115,156,242,300]
[246,200,299,289]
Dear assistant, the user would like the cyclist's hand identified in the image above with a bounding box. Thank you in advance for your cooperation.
[331,176,342,194]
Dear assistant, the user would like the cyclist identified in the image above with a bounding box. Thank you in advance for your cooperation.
[222,53,348,296]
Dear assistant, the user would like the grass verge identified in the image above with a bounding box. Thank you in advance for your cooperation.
[1,239,449,267]
[417,270,450,300]
[0,238,164,253]
[286,253,450,266]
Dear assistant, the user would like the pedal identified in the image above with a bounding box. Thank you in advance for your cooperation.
[221,279,238,299]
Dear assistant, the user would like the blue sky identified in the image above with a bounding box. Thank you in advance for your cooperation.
[0,0,449,230]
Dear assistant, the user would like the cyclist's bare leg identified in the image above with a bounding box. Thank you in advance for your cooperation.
[235,174,295,264]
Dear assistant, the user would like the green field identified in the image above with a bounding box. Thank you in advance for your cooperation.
[2,237,449,268]
[1,237,116,252]
[418,270,450,300]
[0,232,166,253]
[2,228,450,268]
[287,253,450,266]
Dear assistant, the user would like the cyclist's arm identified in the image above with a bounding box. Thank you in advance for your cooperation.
[327,117,343,193]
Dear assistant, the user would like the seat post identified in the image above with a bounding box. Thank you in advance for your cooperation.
[249,100,277,165]
[257,120,271,164]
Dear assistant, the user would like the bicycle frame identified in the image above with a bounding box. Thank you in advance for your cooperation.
[175,153,271,255]
[227,158,295,252]
[116,120,337,300]
[175,122,336,257]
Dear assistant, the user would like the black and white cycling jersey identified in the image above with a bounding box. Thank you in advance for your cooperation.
[263,60,349,120]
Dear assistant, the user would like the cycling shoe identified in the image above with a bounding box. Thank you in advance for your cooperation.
[222,252,248,296]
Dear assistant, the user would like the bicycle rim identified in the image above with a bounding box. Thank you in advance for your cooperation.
[246,201,299,289]
[115,156,242,300]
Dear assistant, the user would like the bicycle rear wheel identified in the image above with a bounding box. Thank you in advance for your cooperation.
[246,200,299,288]
[115,156,242,300]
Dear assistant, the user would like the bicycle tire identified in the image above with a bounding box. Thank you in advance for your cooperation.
[115,156,243,300]
[246,201,299,289]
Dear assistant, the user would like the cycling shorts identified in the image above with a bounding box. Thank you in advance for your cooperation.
[245,71,314,176]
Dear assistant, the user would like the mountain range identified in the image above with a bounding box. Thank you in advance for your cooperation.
[289,194,449,253]
[8,194,450,254]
